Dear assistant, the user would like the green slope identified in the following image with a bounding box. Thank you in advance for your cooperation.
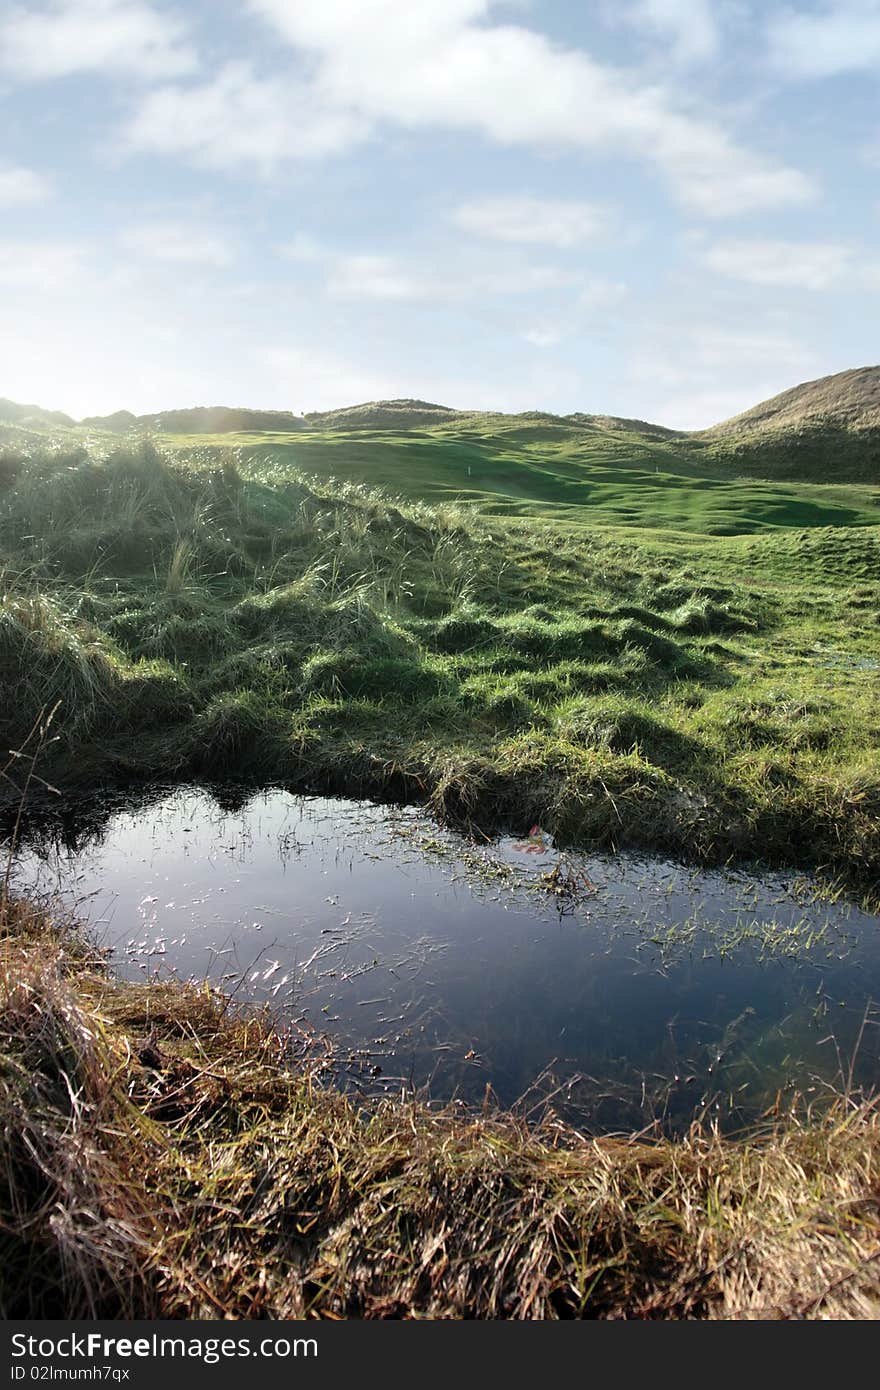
[3,386,880,535]
[0,439,877,896]
[157,417,879,536]
[697,422,880,487]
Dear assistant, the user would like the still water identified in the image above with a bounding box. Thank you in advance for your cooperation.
[11,785,880,1133]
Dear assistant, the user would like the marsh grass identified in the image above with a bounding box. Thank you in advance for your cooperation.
[163,538,196,595]
[0,442,876,897]
[1,903,878,1320]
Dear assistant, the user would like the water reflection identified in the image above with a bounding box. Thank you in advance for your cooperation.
[9,786,880,1134]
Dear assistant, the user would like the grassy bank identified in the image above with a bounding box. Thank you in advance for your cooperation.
[171,417,880,526]
[2,900,879,1320]
[0,440,877,897]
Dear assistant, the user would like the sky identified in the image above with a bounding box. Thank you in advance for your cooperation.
[0,0,878,427]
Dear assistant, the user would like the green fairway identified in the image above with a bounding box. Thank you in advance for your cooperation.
[153,418,879,534]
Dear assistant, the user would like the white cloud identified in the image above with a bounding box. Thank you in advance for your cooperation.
[766,2,880,79]
[854,261,880,289]
[579,278,629,311]
[629,323,817,428]
[679,327,815,371]
[452,196,609,248]
[0,240,85,291]
[120,222,233,267]
[255,343,436,414]
[249,0,492,51]
[0,0,196,81]
[326,254,425,301]
[0,163,51,205]
[622,0,721,65]
[517,278,629,350]
[702,238,853,288]
[148,0,814,217]
[284,241,580,303]
[256,339,556,416]
[481,263,579,296]
[521,328,563,349]
[124,62,367,172]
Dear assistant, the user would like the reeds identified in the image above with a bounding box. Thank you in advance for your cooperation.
[2,902,878,1320]
[0,904,160,1317]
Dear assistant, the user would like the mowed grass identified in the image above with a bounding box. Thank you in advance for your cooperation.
[154,419,880,534]
[0,437,877,897]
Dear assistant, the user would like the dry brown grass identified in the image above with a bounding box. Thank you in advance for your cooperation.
[704,365,880,436]
[2,901,879,1320]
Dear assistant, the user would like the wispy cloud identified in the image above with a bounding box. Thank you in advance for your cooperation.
[124,62,367,172]
[521,328,563,350]
[766,1,880,79]
[702,238,853,288]
[677,326,816,371]
[0,0,196,81]
[517,277,629,350]
[0,239,85,291]
[325,253,425,302]
[452,197,610,248]
[255,339,540,416]
[579,278,629,311]
[0,163,51,205]
[256,344,404,413]
[630,323,817,428]
[280,240,582,303]
[620,0,721,65]
[120,222,233,267]
[133,0,813,217]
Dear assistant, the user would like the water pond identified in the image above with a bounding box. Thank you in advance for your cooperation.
[10,785,880,1134]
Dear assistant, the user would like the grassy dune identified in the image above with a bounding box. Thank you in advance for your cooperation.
[164,419,880,530]
[0,438,877,897]
[3,901,879,1320]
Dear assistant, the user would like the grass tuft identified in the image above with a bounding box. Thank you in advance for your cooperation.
[2,904,878,1320]
[0,441,875,896]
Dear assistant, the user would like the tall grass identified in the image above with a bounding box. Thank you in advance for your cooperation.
[0,441,876,896]
[0,592,118,737]
[164,538,196,595]
[2,904,878,1319]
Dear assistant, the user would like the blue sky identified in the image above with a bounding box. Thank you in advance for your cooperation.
[0,0,878,426]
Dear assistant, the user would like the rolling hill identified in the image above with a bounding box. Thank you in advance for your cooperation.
[704,366,880,437]
[696,366,880,486]
[2,365,878,448]
[2,368,879,532]
[0,397,75,430]
[80,405,311,435]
